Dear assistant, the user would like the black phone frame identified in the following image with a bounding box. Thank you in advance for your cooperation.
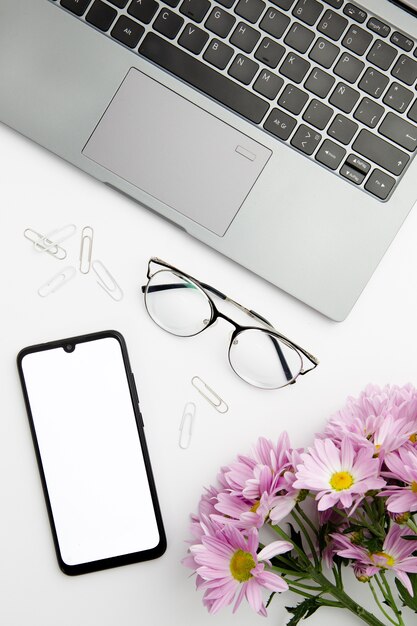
[17,329,166,576]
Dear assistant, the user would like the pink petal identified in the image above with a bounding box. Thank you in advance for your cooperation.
[255,570,289,592]
[258,541,293,561]
[245,578,263,613]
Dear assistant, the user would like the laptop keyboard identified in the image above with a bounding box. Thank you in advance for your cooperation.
[54,0,417,201]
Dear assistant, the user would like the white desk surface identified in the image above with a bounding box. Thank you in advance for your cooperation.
[1,122,416,626]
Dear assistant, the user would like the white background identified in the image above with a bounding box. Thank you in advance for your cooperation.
[0,121,416,625]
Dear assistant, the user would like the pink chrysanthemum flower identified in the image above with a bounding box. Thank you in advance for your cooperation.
[332,525,417,595]
[293,438,385,511]
[212,491,275,530]
[323,384,417,456]
[188,526,291,616]
[269,449,304,524]
[223,434,292,501]
[381,446,417,513]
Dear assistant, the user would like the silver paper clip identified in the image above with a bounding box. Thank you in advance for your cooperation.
[179,402,196,449]
[92,260,124,301]
[34,224,76,254]
[24,228,67,260]
[79,226,94,274]
[37,266,76,297]
[191,376,229,413]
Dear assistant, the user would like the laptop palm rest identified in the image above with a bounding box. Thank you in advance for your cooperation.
[83,68,272,236]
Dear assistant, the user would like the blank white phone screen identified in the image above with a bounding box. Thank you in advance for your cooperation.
[21,337,160,566]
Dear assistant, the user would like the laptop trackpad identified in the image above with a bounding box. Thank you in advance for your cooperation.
[83,68,272,236]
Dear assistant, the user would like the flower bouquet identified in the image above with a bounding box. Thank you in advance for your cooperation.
[183,385,417,625]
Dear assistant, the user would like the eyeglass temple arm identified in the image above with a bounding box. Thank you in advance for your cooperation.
[141,281,294,382]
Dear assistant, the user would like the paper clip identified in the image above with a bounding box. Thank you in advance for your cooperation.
[79,226,94,274]
[92,260,124,301]
[24,228,67,260]
[37,266,76,298]
[34,224,76,254]
[179,402,196,449]
[191,376,229,413]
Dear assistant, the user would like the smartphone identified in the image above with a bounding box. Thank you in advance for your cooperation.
[17,330,166,575]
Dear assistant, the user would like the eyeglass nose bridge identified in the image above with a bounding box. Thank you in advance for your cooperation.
[211,309,244,334]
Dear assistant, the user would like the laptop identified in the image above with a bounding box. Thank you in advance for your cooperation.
[1,0,417,320]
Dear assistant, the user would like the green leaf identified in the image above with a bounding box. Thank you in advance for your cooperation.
[266,592,275,608]
[395,573,417,613]
[400,534,417,541]
[285,598,320,625]
[287,523,304,552]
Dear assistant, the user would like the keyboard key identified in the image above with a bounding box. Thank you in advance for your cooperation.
[205,7,236,36]
[260,8,290,39]
[179,23,209,53]
[284,22,315,54]
[390,31,414,53]
[291,124,322,154]
[86,0,117,30]
[278,83,308,113]
[317,10,348,41]
[228,53,259,84]
[303,99,333,129]
[230,22,260,52]
[379,112,417,152]
[353,130,409,175]
[316,139,346,169]
[217,0,235,6]
[108,0,128,7]
[270,0,295,8]
[234,0,265,23]
[279,52,310,83]
[342,25,372,56]
[111,15,145,47]
[340,163,365,184]
[253,69,284,99]
[346,153,370,174]
[367,17,390,39]
[334,52,364,83]
[408,100,417,124]
[263,108,297,139]
[383,82,413,114]
[323,0,342,6]
[367,40,397,71]
[354,97,384,128]
[328,114,358,144]
[304,67,335,97]
[139,33,269,122]
[163,0,181,6]
[391,55,417,86]
[179,0,211,22]
[365,169,395,199]
[329,82,360,113]
[203,38,234,67]
[153,8,184,38]
[292,0,323,26]
[309,38,339,68]
[343,3,366,23]
[255,38,285,68]
[358,68,389,98]
[128,0,158,23]
[60,0,92,16]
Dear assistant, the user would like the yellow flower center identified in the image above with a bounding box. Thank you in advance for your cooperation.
[409,434,417,444]
[411,481,417,494]
[230,550,256,582]
[371,552,395,568]
[250,501,260,513]
[330,471,354,491]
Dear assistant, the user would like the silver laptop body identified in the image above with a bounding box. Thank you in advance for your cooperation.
[1,0,417,320]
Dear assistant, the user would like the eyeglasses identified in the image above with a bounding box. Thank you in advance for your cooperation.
[141,258,319,390]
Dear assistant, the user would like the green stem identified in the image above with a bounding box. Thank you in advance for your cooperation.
[369,579,399,626]
[406,518,417,534]
[296,503,319,535]
[271,524,311,568]
[380,573,405,626]
[291,509,320,568]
